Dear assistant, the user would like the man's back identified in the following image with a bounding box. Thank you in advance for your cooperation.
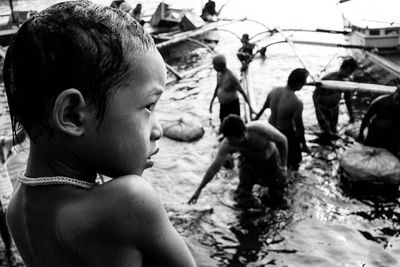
[268,87,301,131]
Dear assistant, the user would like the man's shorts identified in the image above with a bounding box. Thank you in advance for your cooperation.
[219,98,240,122]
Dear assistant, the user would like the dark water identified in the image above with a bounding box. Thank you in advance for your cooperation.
[1,0,400,266]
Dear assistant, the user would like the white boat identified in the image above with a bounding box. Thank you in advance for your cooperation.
[338,0,400,84]
[343,15,400,52]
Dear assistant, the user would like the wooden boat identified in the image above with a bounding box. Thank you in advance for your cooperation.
[338,0,400,84]
[343,15,400,53]
[148,3,241,50]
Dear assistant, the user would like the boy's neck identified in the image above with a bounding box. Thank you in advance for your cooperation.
[26,143,97,183]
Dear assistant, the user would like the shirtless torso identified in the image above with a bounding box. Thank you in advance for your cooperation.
[226,127,276,163]
[264,86,303,131]
[8,176,189,267]
[188,120,288,206]
[256,85,307,170]
[216,69,241,104]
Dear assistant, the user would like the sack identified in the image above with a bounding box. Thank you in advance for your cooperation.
[340,143,400,185]
[162,117,205,142]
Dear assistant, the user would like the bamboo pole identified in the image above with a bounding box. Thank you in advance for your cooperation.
[240,68,251,123]
[240,65,257,123]
[311,80,397,94]
[291,40,375,50]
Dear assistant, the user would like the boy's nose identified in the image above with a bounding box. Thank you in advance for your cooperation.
[151,117,163,141]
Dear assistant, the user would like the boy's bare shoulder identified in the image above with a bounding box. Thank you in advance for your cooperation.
[58,175,163,246]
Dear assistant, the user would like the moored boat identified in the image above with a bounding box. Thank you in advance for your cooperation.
[339,0,400,85]
[343,15,400,53]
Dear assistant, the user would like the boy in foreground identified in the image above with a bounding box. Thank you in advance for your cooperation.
[4,1,196,266]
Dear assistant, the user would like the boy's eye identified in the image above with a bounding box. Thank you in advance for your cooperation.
[145,103,155,112]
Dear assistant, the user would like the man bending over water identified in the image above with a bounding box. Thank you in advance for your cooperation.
[188,115,288,207]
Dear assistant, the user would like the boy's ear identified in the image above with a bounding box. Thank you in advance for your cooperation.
[52,89,88,136]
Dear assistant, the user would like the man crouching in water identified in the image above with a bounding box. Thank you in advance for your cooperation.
[188,115,288,207]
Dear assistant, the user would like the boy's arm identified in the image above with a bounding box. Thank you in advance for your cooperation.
[188,141,230,204]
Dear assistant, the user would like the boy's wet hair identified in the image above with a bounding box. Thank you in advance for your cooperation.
[220,115,246,138]
[287,68,308,90]
[3,0,155,142]
[340,57,358,72]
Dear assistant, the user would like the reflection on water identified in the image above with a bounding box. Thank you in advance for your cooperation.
[0,0,399,266]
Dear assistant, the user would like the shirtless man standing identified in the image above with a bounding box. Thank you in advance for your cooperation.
[255,68,310,170]
[313,58,357,139]
[357,87,400,158]
[188,115,288,206]
[209,54,254,129]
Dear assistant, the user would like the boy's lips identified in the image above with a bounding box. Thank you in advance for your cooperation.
[145,148,159,168]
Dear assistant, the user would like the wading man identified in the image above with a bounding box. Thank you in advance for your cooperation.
[255,68,310,170]
[313,58,357,139]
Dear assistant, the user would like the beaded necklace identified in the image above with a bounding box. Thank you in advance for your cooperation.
[18,172,97,189]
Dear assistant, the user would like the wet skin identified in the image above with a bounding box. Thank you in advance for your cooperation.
[8,50,196,267]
